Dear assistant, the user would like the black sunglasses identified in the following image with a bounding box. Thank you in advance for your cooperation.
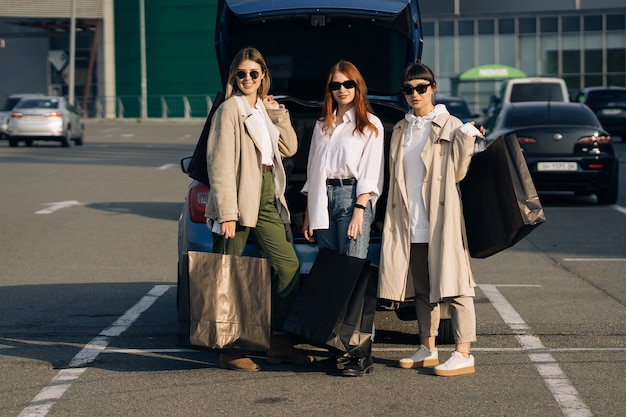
[329,80,357,91]
[402,83,431,95]
[235,70,261,80]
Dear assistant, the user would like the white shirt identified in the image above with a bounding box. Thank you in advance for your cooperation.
[248,99,274,166]
[302,107,384,230]
[403,104,481,243]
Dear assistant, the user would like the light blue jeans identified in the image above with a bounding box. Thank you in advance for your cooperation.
[315,183,373,260]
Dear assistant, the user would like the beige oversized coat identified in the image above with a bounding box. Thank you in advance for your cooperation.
[378,113,476,303]
[205,95,298,227]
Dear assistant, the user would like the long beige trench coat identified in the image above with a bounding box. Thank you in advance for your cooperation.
[205,95,298,227]
[378,113,477,303]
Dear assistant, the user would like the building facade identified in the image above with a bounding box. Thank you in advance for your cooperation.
[419,0,626,115]
[1,1,625,119]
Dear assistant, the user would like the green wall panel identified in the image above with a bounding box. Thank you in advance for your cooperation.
[114,0,220,101]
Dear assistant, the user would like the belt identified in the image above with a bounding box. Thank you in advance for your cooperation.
[326,178,357,186]
[262,164,273,173]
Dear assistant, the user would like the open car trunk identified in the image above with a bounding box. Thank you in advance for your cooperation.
[215,0,422,241]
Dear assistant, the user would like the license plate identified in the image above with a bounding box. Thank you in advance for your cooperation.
[537,162,578,171]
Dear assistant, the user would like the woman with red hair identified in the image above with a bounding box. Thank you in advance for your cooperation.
[301,60,384,376]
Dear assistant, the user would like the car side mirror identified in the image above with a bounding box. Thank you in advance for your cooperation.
[180,156,192,174]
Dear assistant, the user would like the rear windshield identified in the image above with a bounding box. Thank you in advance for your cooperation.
[502,105,598,128]
[223,13,412,98]
[510,83,565,102]
[17,99,60,109]
[585,90,626,107]
[442,100,472,119]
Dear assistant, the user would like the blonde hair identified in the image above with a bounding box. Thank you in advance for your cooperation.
[225,47,271,99]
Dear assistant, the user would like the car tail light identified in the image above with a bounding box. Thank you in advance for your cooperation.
[517,136,536,144]
[188,183,210,223]
[577,135,612,144]
[9,112,23,118]
[587,163,605,169]
[46,112,63,119]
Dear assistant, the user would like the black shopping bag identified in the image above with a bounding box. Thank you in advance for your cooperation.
[460,134,546,258]
[183,251,271,351]
[282,248,377,353]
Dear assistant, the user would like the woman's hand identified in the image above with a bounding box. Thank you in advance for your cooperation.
[302,209,315,243]
[221,220,237,239]
[262,95,279,110]
[347,209,364,240]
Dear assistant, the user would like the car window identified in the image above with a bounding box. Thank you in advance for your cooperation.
[17,99,60,109]
[502,106,599,127]
[586,90,626,107]
[443,100,472,119]
[510,83,565,102]
[2,97,23,111]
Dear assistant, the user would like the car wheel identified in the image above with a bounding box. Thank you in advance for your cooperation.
[436,318,455,345]
[74,132,84,146]
[8,139,18,147]
[596,169,619,205]
[61,128,73,147]
[24,139,34,147]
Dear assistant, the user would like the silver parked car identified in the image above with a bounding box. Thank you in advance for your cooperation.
[6,96,84,147]
[1,93,45,139]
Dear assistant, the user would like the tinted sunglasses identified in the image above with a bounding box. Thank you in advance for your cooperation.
[329,80,357,91]
[235,70,261,80]
[402,83,431,95]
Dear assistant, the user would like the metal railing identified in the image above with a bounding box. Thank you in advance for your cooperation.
[80,95,216,119]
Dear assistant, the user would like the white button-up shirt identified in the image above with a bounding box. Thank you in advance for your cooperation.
[302,107,384,230]
[248,99,274,166]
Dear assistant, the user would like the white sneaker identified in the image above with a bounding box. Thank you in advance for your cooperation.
[398,345,439,369]
[433,351,475,376]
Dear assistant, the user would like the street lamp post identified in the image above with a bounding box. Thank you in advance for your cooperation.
[69,0,76,105]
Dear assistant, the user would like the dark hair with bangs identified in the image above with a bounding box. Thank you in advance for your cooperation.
[401,62,437,89]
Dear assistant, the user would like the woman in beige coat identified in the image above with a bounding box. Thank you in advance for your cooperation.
[379,63,484,376]
[205,47,312,371]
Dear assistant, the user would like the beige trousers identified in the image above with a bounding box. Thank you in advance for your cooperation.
[408,243,477,344]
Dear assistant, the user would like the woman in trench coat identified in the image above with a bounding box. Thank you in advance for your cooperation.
[378,62,484,376]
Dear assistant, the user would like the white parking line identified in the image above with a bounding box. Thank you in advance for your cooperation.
[158,163,178,170]
[480,284,592,417]
[18,285,173,417]
[612,204,626,216]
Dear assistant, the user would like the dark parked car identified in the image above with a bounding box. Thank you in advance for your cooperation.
[177,0,456,344]
[486,102,619,204]
[575,86,626,141]
[7,96,84,147]
[435,96,479,124]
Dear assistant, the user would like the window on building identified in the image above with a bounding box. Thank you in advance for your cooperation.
[606,14,625,31]
[439,21,454,36]
[540,17,558,33]
[478,19,494,35]
[498,18,514,34]
[459,20,474,36]
[562,16,580,33]
[423,21,435,37]
[584,15,603,32]
[519,18,536,34]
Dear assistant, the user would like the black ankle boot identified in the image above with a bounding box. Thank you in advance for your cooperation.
[341,354,373,377]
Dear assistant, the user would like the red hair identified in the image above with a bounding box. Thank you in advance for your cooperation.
[321,60,379,137]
